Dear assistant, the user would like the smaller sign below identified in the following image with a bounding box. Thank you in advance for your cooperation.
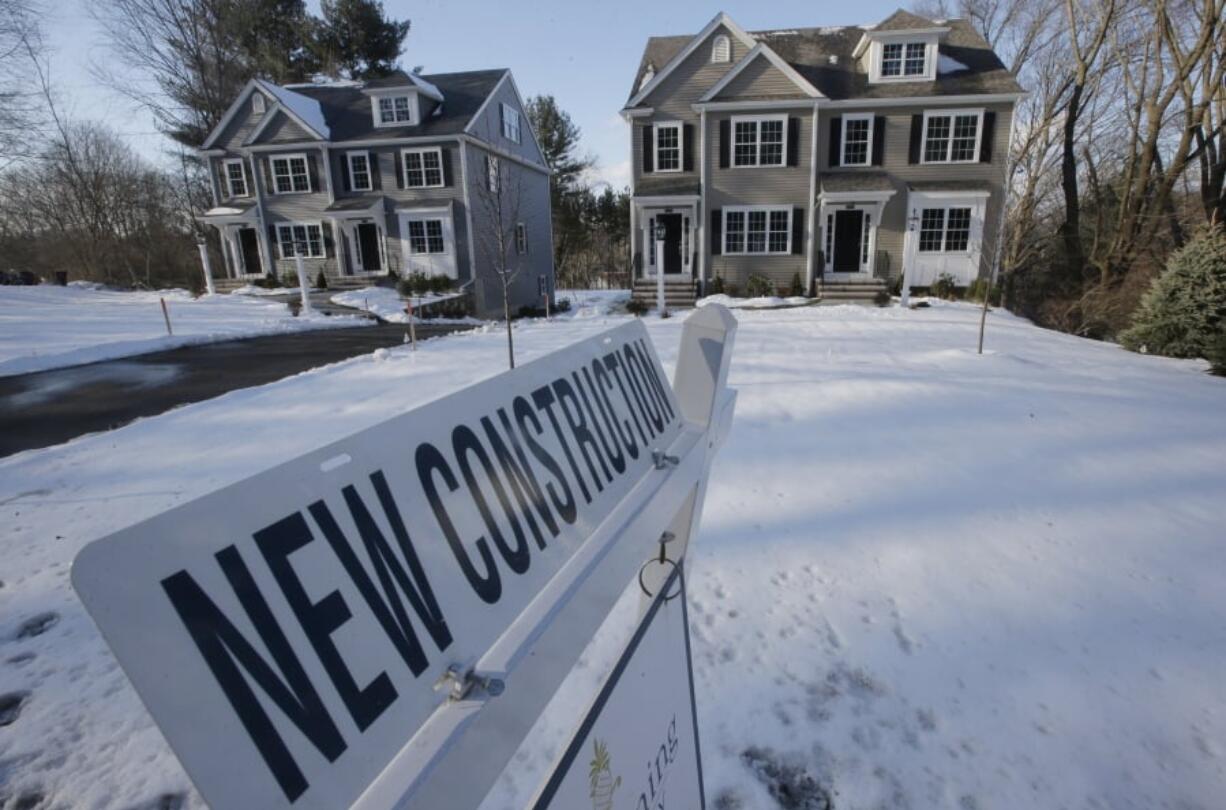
[530,565,704,810]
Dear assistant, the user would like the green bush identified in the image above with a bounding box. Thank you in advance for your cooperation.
[314,270,328,290]
[745,273,775,298]
[397,272,455,297]
[788,272,805,297]
[555,297,572,313]
[966,278,1000,305]
[930,272,959,300]
[707,275,726,296]
[1120,227,1226,361]
[626,297,650,316]
[1206,329,1226,376]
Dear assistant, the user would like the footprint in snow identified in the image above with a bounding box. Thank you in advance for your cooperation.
[16,612,59,640]
[0,691,29,726]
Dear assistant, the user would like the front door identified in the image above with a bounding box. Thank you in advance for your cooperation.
[659,213,683,276]
[355,222,382,273]
[238,228,261,276]
[832,210,864,274]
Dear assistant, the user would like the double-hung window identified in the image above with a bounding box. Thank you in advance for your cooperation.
[881,42,927,78]
[406,219,446,255]
[922,110,982,163]
[270,154,310,194]
[403,147,444,188]
[918,207,973,253]
[732,116,786,167]
[377,95,413,125]
[516,222,527,254]
[502,104,522,143]
[223,159,247,197]
[841,115,873,166]
[487,155,500,192]
[654,122,681,172]
[723,207,791,255]
[347,152,372,192]
[276,223,324,258]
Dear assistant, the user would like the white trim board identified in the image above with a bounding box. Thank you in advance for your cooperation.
[699,42,823,102]
[626,12,758,108]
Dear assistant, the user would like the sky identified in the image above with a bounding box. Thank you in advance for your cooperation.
[43,0,911,189]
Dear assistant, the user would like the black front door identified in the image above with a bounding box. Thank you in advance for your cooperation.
[659,213,683,275]
[356,222,382,272]
[832,210,864,273]
[238,228,261,275]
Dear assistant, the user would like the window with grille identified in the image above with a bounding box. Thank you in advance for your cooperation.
[516,222,527,254]
[918,207,973,252]
[923,112,981,163]
[919,209,946,252]
[378,96,413,125]
[731,116,787,167]
[223,159,247,197]
[904,43,927,75]
[276,223,324,258]
[724,207,790,255]
[347,153,372,192]
[502,104,522,143]
[881,43,904,77]
[881,42,927,78]
[403,148,443,188]
[841,116,872,166]
[271,154,310,193]
[655,124,681,172]
[407,219,446,254]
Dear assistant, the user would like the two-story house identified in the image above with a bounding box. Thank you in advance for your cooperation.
[621,9,1023,304]
[198,68,554,318]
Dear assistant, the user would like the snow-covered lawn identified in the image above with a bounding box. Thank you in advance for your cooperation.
[329,286,478,324]
[1,300,1224,809]
[0,285,365,377]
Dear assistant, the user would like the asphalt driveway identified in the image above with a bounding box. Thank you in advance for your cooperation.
[0,322,471,458]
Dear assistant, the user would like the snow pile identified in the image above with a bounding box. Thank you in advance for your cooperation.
[329,286,474,323]
[554,288,629,319]
[2,301,1225,809]
[698,293,812,309]
[0,285,364,377]
[938,53,970,73]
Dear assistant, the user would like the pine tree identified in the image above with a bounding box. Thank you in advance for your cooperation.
[1120,227,1226,360]
[314,0,410,79]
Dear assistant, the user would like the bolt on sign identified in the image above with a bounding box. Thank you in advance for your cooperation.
[530,565,704,810]
[72,307,738,810]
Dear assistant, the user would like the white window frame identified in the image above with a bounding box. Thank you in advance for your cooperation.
[722,205,792,256]
[402,147,445,189]
[346,151,373,192]
[399,208,457,279]
[270,153,311,194]
[487,155,500,192]
[840,114,874,167]
[516,222,527,254]
[501,103,522,144]
[730,114,788,168]
[275,222,325,259]
[222,158,248,197]
[917,205,975,254]
[868,37,937,83]
[920,109,984,164]
[653,121,683,173]
[251,93,266,115]
[712,35,731,63]
[371,93,417,128]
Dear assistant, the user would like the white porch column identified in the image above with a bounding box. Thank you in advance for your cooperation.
[198,241,216,295]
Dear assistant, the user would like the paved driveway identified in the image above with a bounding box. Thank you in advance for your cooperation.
[0,323,471,458]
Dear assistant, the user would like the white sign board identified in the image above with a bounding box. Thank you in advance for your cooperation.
[71,320,684,810]
[531,565,704,810]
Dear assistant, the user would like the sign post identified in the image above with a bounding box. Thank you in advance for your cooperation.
[71,306,737,810]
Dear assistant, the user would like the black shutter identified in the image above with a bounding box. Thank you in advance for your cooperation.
[719,120,730,168]
[683,124,693,172]
[792,207,805,255]
[370,153,382,190]
[395,150,405,189]
[323,226,334,258]
[267,225,279,258]
[261,157,274,192]
[441,147,453,185]
[873,116,886,166]
[908,115,923,164]
[340,154,351,191]
[979,111,996,163]
[306,154,319,192]
[787,117,800,166]
[710,209,722,255]
[641,126,653,173]
[828,117,842,167]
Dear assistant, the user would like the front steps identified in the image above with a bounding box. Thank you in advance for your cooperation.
[632,278,697,309]
[818,278,888,306]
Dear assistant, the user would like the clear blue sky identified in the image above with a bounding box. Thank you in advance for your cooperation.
[45,0,910,187]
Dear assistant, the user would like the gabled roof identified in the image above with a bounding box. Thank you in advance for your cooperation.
[362,69,445,102]
[626,16,1022,106]
[626,12,758,108]
[700,42,823,102]
[254,79,330,139]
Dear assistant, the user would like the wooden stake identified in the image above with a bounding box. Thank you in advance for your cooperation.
[160,298,173,336]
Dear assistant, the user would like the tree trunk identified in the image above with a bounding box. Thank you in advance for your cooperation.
[503,275,515,369]
[1060,82,1086,278]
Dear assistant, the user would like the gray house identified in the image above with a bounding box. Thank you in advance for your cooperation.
[622,9,1023,303]
[198,69,554,318]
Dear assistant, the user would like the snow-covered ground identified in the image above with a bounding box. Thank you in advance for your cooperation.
[329,286,478,324]
[0,285,365,377]
[2,299,1224,810]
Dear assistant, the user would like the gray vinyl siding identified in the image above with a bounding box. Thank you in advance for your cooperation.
[714,58,809,100]
[465,74,548,167]
[638,24,751,117]
[214,90,273,152]
[818,101,1012,282]
[257,112,315,144]
[256,147,335,278]
[464,141,554,318]
[705,109,815,289]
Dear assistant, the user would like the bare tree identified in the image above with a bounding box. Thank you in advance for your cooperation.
[472,151,527,368]
[0,0,45,166]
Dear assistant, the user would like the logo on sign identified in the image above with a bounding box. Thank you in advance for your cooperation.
[589,739,621,810]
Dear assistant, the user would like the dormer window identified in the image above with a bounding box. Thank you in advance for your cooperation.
[379,96,413,125]
[882,42,927,77]
[712,35,731,63]
[251,93,266,115]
